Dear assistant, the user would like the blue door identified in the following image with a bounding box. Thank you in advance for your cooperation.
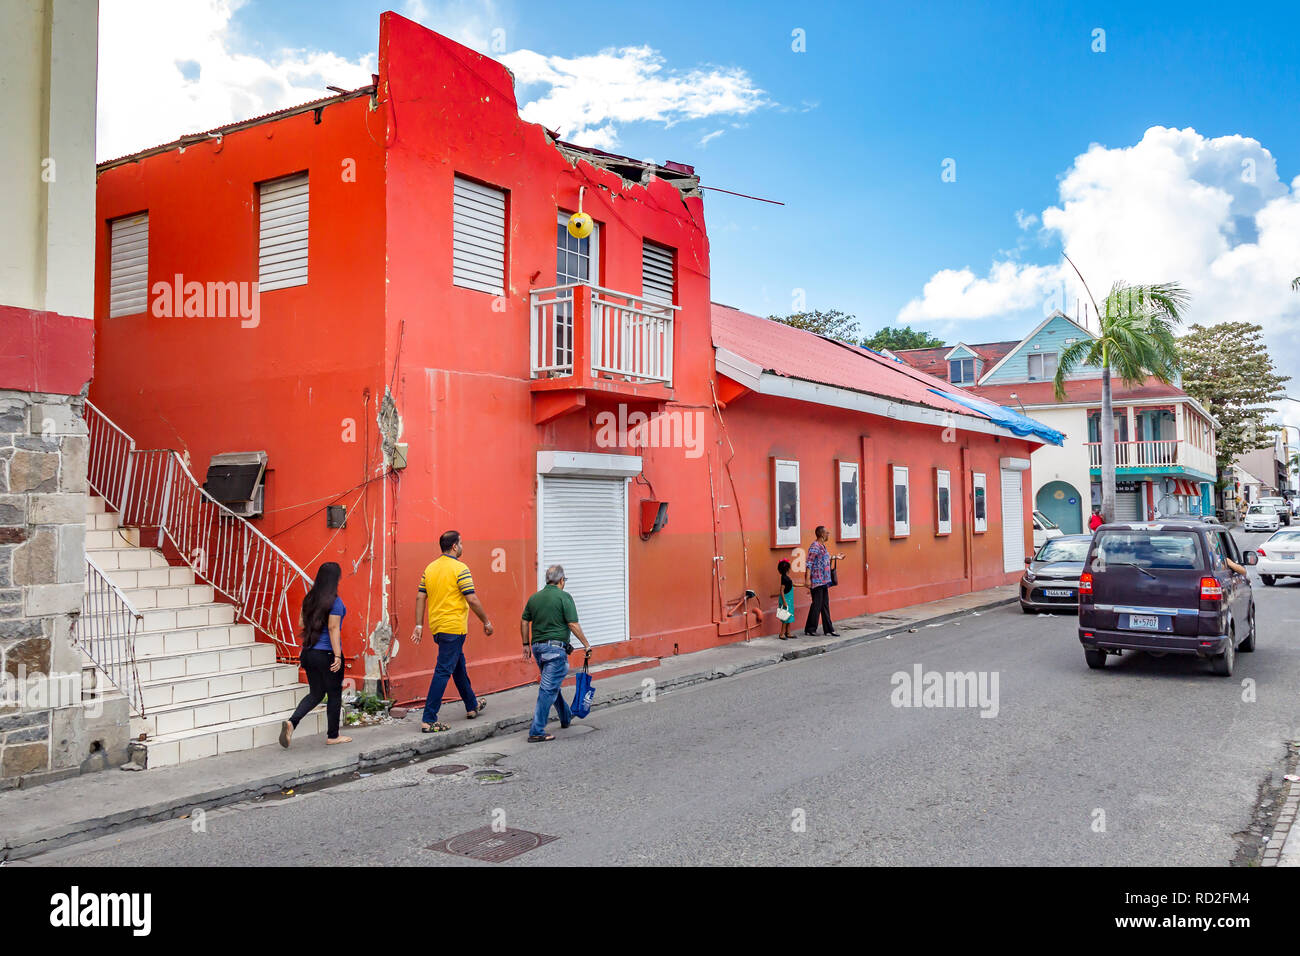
[1036,481,1083,534]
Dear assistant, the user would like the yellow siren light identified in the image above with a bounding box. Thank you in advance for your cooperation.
[567,186,594,239]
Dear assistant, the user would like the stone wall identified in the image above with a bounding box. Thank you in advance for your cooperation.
[0,389,129,787]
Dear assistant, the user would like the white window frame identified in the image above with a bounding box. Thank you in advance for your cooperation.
[557,210,599,285]
[973,472,988,533]
[108,212,149,317]
[773,458,801,547]
[837,460,860,541]
[949,358,975,385]
[1027,351,1058,381]
[892,465,910,537]
[935,468,952,535]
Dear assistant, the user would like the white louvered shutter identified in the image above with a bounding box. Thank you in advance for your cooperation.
[453,175,506,294]
[108,213,149,317]
[642,241,674,305]
[539,476,628,646]
[1001,469,1025,572]
[258,172,309,292]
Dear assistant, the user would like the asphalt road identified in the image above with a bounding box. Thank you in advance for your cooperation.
[27,531,1300,867]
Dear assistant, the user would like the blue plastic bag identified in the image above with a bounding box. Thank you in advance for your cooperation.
[570,658,595,719]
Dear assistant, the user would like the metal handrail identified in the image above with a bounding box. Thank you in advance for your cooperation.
[78,552,145,715]
[85,401,313,662]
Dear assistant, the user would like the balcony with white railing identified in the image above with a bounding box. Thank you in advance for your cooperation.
[529,283,677,422]
[1086,438,1216,478]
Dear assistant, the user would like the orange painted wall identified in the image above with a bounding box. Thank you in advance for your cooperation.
[714,391,1037,631]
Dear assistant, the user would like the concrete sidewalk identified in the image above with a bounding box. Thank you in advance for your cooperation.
[0,584,1016,861]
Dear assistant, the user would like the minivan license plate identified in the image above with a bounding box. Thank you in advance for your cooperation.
[1045,589,1073,597]
[1128,614,1159,630]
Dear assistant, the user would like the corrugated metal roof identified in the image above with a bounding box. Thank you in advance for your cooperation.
[892,340,1018,378]
[710,304,1010,420]
[970,377,1189,406]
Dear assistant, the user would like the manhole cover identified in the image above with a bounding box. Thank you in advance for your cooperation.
[429,826,557,863]
[473,769,514,782]
[427,764,469,775]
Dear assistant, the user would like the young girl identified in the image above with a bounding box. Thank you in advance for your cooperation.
[281,561,352,748]
[776,559,797,640]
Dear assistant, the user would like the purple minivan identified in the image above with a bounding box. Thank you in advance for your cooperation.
[1077,520,1259,676]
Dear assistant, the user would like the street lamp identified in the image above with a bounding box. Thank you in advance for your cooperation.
[1009,391,1027,416]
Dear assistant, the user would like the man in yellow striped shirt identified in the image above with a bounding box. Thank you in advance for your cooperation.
[412,530,494,733]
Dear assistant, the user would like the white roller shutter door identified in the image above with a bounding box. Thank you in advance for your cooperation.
[1113,489,1142,522]
[453,175,506,294]
[1001,468,1025,572]
[539,476,628,646]
[108,213,149,317]
[259,172,309,291]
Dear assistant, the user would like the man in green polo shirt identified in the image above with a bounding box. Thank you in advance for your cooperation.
[521,564,591,742]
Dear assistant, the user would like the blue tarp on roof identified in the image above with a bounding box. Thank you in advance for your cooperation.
[928,388,1065,446]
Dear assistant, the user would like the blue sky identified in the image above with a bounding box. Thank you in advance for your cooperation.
[99,0,1300,413]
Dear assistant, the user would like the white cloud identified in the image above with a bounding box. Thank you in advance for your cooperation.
[1014,209,1038,231]
[899,126,1300,382]
[698,129,725,148]
[499,46,767,147]
[97,0,375,162]
[98,1,764,161]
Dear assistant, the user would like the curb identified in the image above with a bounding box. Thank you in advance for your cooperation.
[1260,744,1300,867]
[0,593,1014,862]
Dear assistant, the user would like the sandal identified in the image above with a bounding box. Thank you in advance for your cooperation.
[527,733,555,743]
[466,698,487,719]
[421,721,450,733]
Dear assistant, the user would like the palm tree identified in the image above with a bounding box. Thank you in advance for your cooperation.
[1054,281,1189,522]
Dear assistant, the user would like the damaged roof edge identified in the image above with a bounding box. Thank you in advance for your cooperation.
[96,85,378,172]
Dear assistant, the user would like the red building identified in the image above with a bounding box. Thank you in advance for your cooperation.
[91,12,1058,709]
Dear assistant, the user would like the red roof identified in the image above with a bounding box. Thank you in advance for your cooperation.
[892,341,1018,379]
[970,377,1190,407]
[710,304,995,419]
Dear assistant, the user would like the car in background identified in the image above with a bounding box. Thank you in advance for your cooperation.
[1258,496,1291,526]
[1244,504,1281,532]
[1078,520,1258,676]
[1020,534,1091,613]
[1032,510,1064,550]
[1256,527,1300,586]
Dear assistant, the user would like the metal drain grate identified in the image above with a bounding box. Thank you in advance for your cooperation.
[427,764,469,775]
[429,826,558,863]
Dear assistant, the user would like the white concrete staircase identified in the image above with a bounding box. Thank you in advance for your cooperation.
[84,495,324,768]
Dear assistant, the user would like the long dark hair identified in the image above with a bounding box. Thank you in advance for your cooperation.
[301,562,342,648]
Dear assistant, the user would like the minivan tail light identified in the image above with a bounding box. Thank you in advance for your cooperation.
[1079,572,1093,595]
[1199,577,1223,600]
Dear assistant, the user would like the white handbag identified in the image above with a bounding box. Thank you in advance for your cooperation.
[776,606,793,623]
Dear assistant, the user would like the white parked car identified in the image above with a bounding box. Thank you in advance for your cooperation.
[1032,510,1064,549]
[1243,504,1281,532]
[1256,527,1300,586]
[1258,496,1291,526]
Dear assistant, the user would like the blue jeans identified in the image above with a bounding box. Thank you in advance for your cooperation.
[529,642,572,737]
[421,633,479,724]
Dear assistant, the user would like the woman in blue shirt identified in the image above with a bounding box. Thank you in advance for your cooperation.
[281,561,352,748]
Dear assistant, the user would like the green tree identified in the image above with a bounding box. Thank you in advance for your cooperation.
[769,309,859,344]
[1179,321,1291,478]
[861,325,945,351]
[1055,282,1188,522]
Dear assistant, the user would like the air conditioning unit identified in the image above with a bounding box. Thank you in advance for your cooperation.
[203,451,268,518]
